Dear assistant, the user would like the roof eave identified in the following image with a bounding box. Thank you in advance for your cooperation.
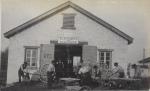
[139,57,150,63]
[4,1,71,39]
[70,2,133,44]
[4,1,134,45]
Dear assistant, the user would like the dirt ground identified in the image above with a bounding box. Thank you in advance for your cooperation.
[1,81,149,91]
[1,81,65,91]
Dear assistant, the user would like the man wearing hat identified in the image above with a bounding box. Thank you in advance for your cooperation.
[18,62,28,83]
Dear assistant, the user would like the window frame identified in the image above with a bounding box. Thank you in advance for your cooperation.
[24,46,39,69]
[61,13,76,30]
[98,49,113,69]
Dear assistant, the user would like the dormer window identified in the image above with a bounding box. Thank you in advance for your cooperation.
[62,13,76,29]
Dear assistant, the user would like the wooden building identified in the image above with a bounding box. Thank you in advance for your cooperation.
[4,1,133,84]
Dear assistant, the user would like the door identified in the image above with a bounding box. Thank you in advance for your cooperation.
[39,44,54,82]
[54,45,82,77]
[39,44,55,82]
[82,45,97,65]
[40,44,55,67]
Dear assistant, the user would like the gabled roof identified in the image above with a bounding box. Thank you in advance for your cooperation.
[139,57,150,63]
[4,1,133,44]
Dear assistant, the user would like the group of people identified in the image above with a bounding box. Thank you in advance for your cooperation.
[18,60,125,88]
[46,60,125,88]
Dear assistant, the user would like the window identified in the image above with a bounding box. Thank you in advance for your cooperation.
[62,13,76,29]
[99,49,112,69]
[25,48,38,68]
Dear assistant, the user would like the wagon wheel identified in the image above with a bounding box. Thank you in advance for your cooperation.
[39,64,49,83]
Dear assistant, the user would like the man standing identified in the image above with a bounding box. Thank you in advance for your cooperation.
[47,60,55,88]
[127,63,131,78]
[18,62,28,83]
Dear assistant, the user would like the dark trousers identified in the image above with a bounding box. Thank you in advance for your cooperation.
[18,69,24,83]
[80,72,92,86]
[18,70,30,83]
[119,72,125,78]
[47,72,54,88]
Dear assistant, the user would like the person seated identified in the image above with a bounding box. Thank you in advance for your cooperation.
[78,63,92,86]
[92,65,101,79]
[91,65,101,87]
[112,62,125,78]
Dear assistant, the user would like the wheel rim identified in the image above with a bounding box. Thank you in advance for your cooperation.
[39,64,49,83]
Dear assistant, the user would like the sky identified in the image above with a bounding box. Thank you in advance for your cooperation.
[1,0,150,63]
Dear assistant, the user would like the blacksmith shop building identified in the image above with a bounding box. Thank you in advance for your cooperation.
[4,1,133,84]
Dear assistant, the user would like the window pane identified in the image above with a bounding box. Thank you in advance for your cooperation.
[106,52,110,57]
[26,50,31,57]
[25,48,38,67]
[100,52,104,56]
[26,58,30,66]
[32,58,36,61]
[106,52,111,60]
[32,49,37,57]
[99,50,112,69]
[31,62,36,66]
[31,58,37,67]
[106,61,110,66]
[99,52,104,62]
[100,57,104,60]
[106,57,110,60]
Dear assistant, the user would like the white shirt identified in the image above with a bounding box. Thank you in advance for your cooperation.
[47,63,55,72]
[109,65,124,78]
[20,64,28,73]
[113,65,124,73]
[78,66,91,74]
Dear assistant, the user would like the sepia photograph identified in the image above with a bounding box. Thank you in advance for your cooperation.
[1,0,150,91]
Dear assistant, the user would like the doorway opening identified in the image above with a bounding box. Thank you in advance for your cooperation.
[54,44,82,77]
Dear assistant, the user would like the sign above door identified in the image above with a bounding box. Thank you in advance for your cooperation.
[58,37,79,44]
[58,32,79,44]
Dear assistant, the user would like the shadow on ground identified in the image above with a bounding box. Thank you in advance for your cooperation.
[1,78,150,91]
[1,81,65,91]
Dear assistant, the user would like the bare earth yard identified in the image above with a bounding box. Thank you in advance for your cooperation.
[1,81,149,91]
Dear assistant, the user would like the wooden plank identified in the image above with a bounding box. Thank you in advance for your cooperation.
[40,44,55,68]
[82,45,97,65]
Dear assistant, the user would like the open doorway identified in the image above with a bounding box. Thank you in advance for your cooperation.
[54,44,82,77]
